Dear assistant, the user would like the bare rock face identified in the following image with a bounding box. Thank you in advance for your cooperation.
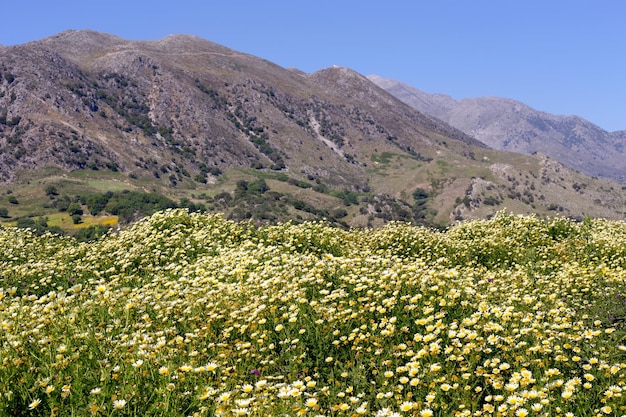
[369,75,626,183]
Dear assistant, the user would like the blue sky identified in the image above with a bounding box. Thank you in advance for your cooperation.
[2,1,624,131]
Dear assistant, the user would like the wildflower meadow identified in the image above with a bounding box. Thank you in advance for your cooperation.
[0,209,625,416]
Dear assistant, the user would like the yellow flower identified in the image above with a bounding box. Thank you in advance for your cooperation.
[505,383,519,392]
[28,399,41,410]
[217,392,231,403]
[112,399,126,410]
[429,363,442,373]
[520,369,532,379]
[305,397,318,408]
[179,364,193,372]
[400,401,413,412]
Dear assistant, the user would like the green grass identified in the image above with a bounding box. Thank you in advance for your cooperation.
[370,151,398,165]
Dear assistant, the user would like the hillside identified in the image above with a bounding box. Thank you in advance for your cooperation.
[1,31,625,229]
[0,31,479,185]
[368,75,626,183]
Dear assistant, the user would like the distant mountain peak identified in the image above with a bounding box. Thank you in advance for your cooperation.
[152,33,233,52]
[311,65,369,80]
[369,75,626,183]
[366,74,399,89]
[45,29,127,45]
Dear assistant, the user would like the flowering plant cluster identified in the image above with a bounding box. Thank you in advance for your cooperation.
[0,209,625,416]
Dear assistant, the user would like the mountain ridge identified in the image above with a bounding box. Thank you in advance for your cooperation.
[0,32,482,185]
[368,75,626,183]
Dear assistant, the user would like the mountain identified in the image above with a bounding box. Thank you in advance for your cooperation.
[1,30,625,229]
[368,75,626,183]
[0,31,481,185]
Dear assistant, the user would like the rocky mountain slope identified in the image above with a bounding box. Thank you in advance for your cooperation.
[1,31,625,227]
[0,31,480,186]
[368,75,626,183]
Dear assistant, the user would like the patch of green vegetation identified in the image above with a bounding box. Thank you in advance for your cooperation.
[209,178,349,227]
[370,151,396,164]
[329,189,360,206]
[91,190,179,223]
[13,216,64,236]
[4,211,116,241]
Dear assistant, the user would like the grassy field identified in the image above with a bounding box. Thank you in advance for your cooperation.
[0,210,625,416]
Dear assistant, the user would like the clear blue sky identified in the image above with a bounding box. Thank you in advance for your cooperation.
[2,1,624,131]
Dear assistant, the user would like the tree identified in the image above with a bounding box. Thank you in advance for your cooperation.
[332,208,348,219]
[412,188,429,202]
[74,225,110,242]
[194,173,207,184]
[54,196,71,212]
[45,185,59,197]
[67,202,83,216]
[86,194,110,216]
[248,179,269,194]
[0,207,8,217]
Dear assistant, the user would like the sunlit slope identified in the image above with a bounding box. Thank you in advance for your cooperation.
[1,210,625,416]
